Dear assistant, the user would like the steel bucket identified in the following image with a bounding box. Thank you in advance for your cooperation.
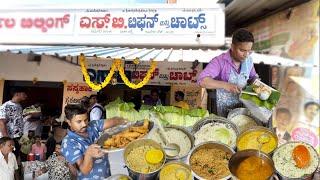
[123,139,166,180]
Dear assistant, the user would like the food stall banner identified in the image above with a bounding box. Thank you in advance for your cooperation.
[86,57,202,86]
[0,4,225,47]
[62,82,95,112]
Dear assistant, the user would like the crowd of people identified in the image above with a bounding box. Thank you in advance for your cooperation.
[0,86,192,180]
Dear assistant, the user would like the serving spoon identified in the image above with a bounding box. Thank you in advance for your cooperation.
[150,113,180,157]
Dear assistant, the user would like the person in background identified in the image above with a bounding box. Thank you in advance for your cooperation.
[0,88,28,159]
[42,143,77,180]
[150,89,162,106]
[61,104,126,179]
[22,104,42,136]
[88,94,106,121]
[80,96,90,112]
[273,108,292,144]
[172,91,190,109]
[142,95,153,106]
[46,131,56,159]
[197,29,258,117]
[0,137,19,180]
[31,136,47,161]
[19,130,35,162]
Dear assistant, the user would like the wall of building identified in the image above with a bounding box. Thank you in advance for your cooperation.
[0,52,83,82]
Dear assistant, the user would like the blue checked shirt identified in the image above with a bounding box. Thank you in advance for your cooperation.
[61,120,110,180]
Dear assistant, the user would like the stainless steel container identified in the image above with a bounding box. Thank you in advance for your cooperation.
[236,126,278,154]
[158,161,192,180]
[228,149,275,180]
[227,108,263,132]
[272,141,319,180]
[148,124,195,160]
[187,141,235,180]
[191,116,240,149]
[105,174,132,180]
[123,139,166,180]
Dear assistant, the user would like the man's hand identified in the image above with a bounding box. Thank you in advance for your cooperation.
[223,83,241,93]
[104,116,128,130]
[85,144,104,159]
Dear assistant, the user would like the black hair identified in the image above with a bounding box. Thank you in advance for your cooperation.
[28,130,35,134]
[56,142,62,146]
[62,121,70,129]
[34,135,41,139]
[89,93,104,103]
[0,137,12,146]
[276,108,292,119]
[304,101,320,110]
[64,104,88,120]
[89,94,97,99]
[151,89,159,95]
[175,91,185,99]
[11,87,27,97]
[232,28,254,44]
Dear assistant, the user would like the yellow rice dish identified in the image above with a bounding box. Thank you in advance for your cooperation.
[159,163,192,180]
[237,130,277,154]
[126,145,164,174]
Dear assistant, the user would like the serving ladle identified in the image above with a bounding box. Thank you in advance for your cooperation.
[151,113,180,157]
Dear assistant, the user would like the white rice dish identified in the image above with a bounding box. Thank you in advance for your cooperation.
[273,142,319,178]
[230,115,257,133]
[194,123,237,148]
[149,128,192,157]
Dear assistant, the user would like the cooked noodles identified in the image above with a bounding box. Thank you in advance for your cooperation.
[190,148,231,179]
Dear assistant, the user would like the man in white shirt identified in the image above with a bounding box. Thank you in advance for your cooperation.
[0,137,19,180]
[0,88,28,159]
[88,94,106,121]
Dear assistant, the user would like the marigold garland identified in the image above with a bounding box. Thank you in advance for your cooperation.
[116,59,157,89]
[79,54,116,91]
[79,54,157,90]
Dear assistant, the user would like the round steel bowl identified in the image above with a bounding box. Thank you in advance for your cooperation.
[236,126,278,154]
[149,124,195,160]
[123,139,166,180]
[228,149,275,180]
[227,108,263,132]
[105,174,133,180]
[191,116,240,149]
[158,161,192,180]
[187,141,235,180]
[272,141,319,180]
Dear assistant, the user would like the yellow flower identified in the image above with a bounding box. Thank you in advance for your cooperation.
[79,55,157,90]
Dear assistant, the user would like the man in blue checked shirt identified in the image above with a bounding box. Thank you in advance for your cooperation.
[61,104,126,179]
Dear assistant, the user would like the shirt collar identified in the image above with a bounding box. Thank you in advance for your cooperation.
[0,151,13,159]
[225,50,239,70]
[67,128,92,142]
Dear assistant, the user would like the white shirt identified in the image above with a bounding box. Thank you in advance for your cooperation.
[0,151,18,180]
[90,103,104,121]
[0,100,24,138]
[23,116,40,135]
